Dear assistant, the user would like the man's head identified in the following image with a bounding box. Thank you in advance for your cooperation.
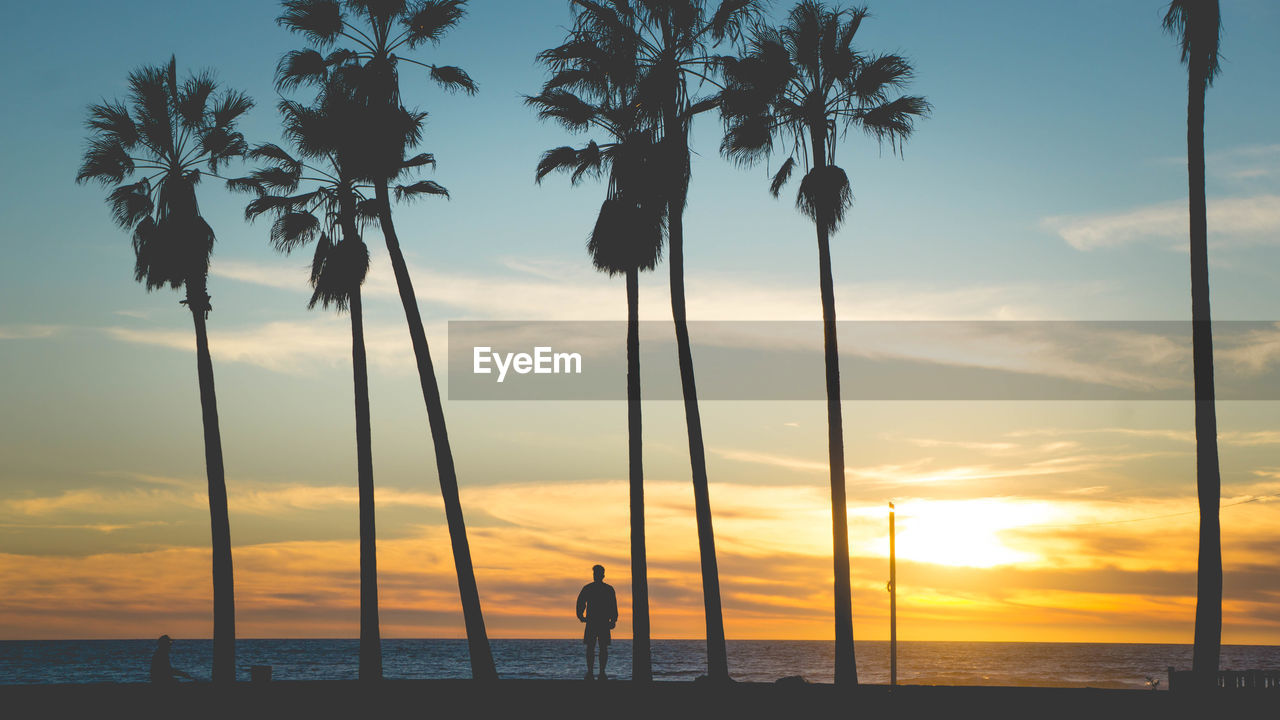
[592,564,605,581]
[158,635,172,648]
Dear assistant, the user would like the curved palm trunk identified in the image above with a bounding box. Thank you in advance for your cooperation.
[626,268,652,682]
[188,283,235,684]
[1187,61,1222,685]
[373,182,497,680]
[349,287,382,680]
[810,132,857,687]
[665,117,729,681]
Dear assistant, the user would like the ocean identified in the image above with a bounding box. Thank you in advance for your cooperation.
[3,640,1278,688]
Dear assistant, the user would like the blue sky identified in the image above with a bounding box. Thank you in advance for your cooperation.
[3,1,1280,643]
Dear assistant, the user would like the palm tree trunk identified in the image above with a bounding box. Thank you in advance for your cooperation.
[626,267,651,682]
[810,131,857,687]
[187,283,235,684]
[350,286,382,681]
[1187,64,1222,685]
[664,115,728,681]
[373,182,497,680]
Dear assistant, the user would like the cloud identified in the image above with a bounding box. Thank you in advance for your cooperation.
[0,324,61,340]
[0,482,440,519]
[103,318,417,375]
[5,475,1280,642]
[1044,194,1280,251]
[213,251,1064,323]
[1209,144,1280,182]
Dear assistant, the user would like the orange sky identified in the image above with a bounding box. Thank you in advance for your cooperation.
[4,406,1280,644]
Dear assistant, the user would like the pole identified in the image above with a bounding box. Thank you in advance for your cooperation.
[889,502,897,687]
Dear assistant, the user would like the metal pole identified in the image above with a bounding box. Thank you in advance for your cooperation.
[889,501,897,687]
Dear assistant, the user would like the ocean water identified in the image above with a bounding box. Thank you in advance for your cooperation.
[2,640,1277,689]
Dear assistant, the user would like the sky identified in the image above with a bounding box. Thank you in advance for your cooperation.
[2,0,1280,648]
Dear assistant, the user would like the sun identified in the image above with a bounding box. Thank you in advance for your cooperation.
[885,498,1053,569]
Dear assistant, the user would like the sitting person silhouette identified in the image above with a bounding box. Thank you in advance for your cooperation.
[576,564,618,680]
[150,635,193,683]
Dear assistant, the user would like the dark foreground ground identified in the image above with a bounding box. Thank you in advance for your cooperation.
[2,680,1274,719]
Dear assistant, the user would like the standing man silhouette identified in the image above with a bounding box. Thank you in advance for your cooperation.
[576,564,618,680]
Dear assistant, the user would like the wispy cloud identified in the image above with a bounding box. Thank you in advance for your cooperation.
[0,324,62,340]
[103,318,416,375]
[213,252,1063,322]
[1043,194,1280,251]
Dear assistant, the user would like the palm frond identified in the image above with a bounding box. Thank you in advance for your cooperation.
[270,211,322,253]
[278,0,345,46]
[428,65,478,95]
[720,113,773,167]
[536,144,599,184]
[768,156,795,197]
[850,53,914,104]
[402,152,436,169]
[76,138,134,185]
[245,191,321,220]
[210,90,254,129]
[354,198,382,226]
[709,0,763,42]
[128,64,176,156]
[525,90,597,132]
[250,165,305,192]
[85,102,139,148]
[309,235,370,311]
[199,127,249,173]
[107,181,154,229]
[394,180,450,200]
[247,143,303,171]
[854,94,930,152]
[276,49,330,91]
[225,176,264,194]
[1163,0,1222,86]
[346,0,408,26]
[404,0,467,47]
[177,71,217,131]
[796,164,852,233]
[587,194,665,276]
[683,94,721,120]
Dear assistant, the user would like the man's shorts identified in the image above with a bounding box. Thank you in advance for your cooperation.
[584,622,611,647]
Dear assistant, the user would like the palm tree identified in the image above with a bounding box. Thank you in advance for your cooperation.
[275,0,497,679]
[1163,0,1223,686]
[528,32,666,680]
[556,0,764,681]
[719,1,929,685]
[229,83,385,679]
[76,57,252,684]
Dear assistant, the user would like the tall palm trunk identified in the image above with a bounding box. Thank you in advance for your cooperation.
[1187,57,1222,684]
[187,282,235,684]
[810,129,857,686]
[349,285,382,680]
[373,182,498,680]
[664,111,729,681]
[626,267,651,682]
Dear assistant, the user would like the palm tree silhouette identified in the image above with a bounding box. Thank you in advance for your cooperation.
[276,0,496,679]
[719,1,929,685]
[528,27,666,680]
[1163,0,1223,685]
[75,57,252,684]
[556,0,764,681]
[229,79,385,679]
